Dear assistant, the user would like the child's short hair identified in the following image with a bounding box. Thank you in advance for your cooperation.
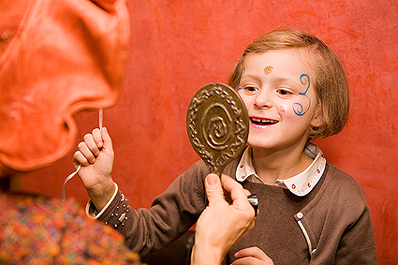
[229,29,350,139]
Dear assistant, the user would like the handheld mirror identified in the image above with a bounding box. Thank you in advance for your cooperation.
[186,83,258,213]
[187,83,249,175]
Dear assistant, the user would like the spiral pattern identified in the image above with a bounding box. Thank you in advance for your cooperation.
[187,83,249,174]
[293,74,311,116]
[202,103,232,151]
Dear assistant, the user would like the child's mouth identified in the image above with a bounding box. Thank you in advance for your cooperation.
[250,117,278,126]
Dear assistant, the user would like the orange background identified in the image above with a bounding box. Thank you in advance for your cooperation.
[15,0,398,263]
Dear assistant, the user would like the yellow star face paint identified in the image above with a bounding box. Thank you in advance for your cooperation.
[264,65,274,75]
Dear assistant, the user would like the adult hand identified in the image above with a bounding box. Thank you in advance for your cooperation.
[232,246,274,265]
[73,127,115,211]
[191,173,256,265]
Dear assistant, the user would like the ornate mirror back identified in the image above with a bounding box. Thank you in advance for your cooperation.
[186,83,249,176]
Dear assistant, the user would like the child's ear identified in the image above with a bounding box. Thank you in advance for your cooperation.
[310,108,323,128]
[311,116,322,127]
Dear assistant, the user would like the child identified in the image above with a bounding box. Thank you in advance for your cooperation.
[74,29,377,264]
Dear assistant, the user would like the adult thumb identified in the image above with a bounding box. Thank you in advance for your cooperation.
[204,173,224,204]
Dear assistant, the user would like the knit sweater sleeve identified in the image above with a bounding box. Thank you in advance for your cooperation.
[94,160,209,256]
[334,203,377,264]
[331,172,377,264]
[304,164,377,264]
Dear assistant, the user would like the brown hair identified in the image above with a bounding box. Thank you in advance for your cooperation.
[228,29,350,139]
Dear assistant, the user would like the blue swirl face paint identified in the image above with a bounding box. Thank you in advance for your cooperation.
[238,68,245,91]
[293,74,311,116]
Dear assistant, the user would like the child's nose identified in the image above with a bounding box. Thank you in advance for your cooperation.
[253,89,273,108]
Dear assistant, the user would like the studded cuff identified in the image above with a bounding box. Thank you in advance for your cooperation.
[86,185,131,231]
[85,183,119,219]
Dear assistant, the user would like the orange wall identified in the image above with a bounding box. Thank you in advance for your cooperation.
[17,0,398,263]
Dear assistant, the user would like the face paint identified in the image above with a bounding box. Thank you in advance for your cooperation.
[239,68,245,91]
[279,104,287,112]
[263,65,274,75]
[293,74,311,116]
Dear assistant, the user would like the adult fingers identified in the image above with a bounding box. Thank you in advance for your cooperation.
[221,174,250,206]
[204,173,225,205]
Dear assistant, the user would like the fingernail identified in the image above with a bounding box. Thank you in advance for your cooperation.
[207,174,218,185]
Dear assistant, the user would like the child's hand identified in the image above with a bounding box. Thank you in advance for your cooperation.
[232,247,274,265]
[73,127,115,211]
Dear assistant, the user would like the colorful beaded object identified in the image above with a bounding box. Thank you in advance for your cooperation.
[0,193,142,265]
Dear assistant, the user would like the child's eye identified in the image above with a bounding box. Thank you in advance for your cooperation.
[277,88,292,95]
[242,86,259,92]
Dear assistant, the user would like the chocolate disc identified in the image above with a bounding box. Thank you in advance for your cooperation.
[186,83,249,176]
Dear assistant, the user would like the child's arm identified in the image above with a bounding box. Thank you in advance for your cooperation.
[334,205,377,264]
[73,127,116,211]
[74,128,211,255]
[86,159,210,255]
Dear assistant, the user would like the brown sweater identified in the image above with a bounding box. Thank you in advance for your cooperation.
[95,159,377,264]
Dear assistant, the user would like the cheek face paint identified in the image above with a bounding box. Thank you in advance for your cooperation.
[280,101,303,123]
[293,74,311,116]
[282,98,310,122]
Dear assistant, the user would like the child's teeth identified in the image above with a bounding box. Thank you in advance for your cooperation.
[251,118,277,125]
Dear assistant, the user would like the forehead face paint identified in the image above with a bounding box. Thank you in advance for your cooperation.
[264,65,274,75]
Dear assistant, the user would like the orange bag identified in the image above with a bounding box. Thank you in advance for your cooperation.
[0,0,130,172]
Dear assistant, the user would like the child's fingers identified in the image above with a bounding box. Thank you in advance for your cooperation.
[234,246,273,263]
[78,141,97,164]
[234,246,265,259]
[83,132,100,157]
[92,128,103,148]
[100,127,113,152]
[73,150,89,167]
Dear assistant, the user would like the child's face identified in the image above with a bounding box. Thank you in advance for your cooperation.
[238,49,321,152]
